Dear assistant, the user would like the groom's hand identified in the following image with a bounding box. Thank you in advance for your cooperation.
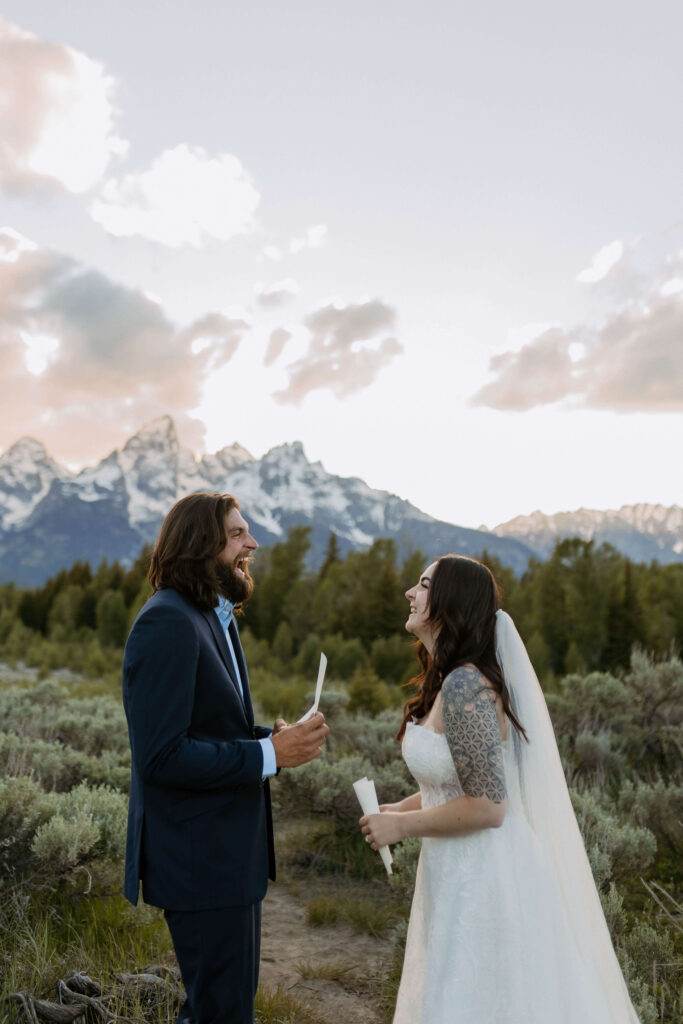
[271,712,329,767]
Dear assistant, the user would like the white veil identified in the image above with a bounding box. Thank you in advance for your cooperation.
[495,609,640,1022]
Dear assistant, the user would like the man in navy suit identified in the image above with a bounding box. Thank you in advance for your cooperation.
[122,492,329,1024]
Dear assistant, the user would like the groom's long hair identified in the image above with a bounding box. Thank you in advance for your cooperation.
[396,555,527,741]
[148,492,254,612]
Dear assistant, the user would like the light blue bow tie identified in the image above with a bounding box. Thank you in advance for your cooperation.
[215,595,234,632]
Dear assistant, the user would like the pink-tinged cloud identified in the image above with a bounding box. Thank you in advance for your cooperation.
[0,229,248,461]
[473,287,683,413]
[255,278,299,310]
[273,299,402,404]
[0,16,127,195]
[264,328,293,367]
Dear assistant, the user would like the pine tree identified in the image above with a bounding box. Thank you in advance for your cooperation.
[97,589,128,647]
[318,532,341,580]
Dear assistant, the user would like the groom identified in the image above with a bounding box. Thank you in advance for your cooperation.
[122,492,329,1024]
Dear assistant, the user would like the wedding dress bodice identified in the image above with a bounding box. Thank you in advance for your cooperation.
[403,720,524,816]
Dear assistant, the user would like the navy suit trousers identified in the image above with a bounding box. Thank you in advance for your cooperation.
[164,903,262,1024]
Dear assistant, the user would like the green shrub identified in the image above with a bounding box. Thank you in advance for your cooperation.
[28,782,126,880]
[331,708,406,769]
[571,788,657,888]
[1,775,126,885]
[0,776,54,875]
[370,634,414,685]
[347,667,394,717]
[54,782,128,861]
[0,681,129,757]
[293,634,323,677]
[618,779,683,862]
[249,669,311,721]
[319,633,368,679]
[276,753,410,830]
[0,732,130,792]
[573,730,627,781]
[31,811,101,872]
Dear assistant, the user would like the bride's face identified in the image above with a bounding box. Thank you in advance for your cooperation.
[405,561,438,646]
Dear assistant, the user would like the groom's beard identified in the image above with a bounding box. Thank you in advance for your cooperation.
[216,559,255,606]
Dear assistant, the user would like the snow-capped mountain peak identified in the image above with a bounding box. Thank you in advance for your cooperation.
[117,417,183,527]
[489,503,683,561]
[0,436,68,528]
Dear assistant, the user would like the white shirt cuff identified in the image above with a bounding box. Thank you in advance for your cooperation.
[259,737,277,779]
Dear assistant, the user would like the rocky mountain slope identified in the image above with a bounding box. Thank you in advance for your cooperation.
[0,417,532,585]
[486,505,683,564]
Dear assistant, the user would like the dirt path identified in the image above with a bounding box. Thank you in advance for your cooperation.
[259,883,391,1024]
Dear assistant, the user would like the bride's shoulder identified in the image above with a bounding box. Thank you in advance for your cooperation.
[442,665,496,705]
[443,663,490,688]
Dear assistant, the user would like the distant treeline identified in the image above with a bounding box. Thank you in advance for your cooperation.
[0,529,681,686]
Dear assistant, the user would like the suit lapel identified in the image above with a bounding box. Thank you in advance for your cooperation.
[229,618,254,729]
[202,610,249,723]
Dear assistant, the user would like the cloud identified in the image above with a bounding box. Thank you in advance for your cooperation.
[0,228,248,459]
[473,289,683,413]
[273,299,402,404]
[0,16,127,194]
[473,327,577,411]
[264,328,292,367]
[576,240,624,284]
[255,278,299,310]
[89,144,260,246]
[585,295,683,410]
[261,225,327,262]
[289,224,327,254]
[262,245,283,262]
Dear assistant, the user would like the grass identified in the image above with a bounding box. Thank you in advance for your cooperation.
[0,876,174,1023]
[306,893,400,938]
[296,960,357,983]
[255,983,329,1024]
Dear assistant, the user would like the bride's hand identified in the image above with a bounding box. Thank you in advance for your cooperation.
[359,811,405,849]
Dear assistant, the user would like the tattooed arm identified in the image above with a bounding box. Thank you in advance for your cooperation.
[441,666,507,806]
[360,667,507,847]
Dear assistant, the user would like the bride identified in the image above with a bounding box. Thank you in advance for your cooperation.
[359,554,641,1023]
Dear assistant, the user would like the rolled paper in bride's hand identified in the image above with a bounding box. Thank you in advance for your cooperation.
[353,776,393,875]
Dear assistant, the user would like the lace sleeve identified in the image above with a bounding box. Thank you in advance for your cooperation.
[442,666,506,804]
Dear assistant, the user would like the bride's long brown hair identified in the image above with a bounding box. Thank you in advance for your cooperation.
[396,554,527,742]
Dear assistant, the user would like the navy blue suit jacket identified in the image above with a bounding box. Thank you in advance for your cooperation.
[122,588,275,910]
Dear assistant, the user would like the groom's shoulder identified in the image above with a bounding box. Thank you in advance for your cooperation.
[132,588,202,629]
[124,589,203,662]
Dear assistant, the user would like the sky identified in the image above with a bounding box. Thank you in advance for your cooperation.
[0,1,681,529]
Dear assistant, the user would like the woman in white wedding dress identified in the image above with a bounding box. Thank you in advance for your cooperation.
[359,554,640,1024]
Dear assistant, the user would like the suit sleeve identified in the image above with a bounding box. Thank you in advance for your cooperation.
[123,602,263,790]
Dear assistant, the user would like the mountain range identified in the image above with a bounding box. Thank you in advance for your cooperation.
[0,416,680,585]
[486,505,683,565]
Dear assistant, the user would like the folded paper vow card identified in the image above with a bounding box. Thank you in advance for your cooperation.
[298,652,327,722]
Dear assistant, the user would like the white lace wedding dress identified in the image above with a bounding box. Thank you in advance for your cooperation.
[393,721,632,1023]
